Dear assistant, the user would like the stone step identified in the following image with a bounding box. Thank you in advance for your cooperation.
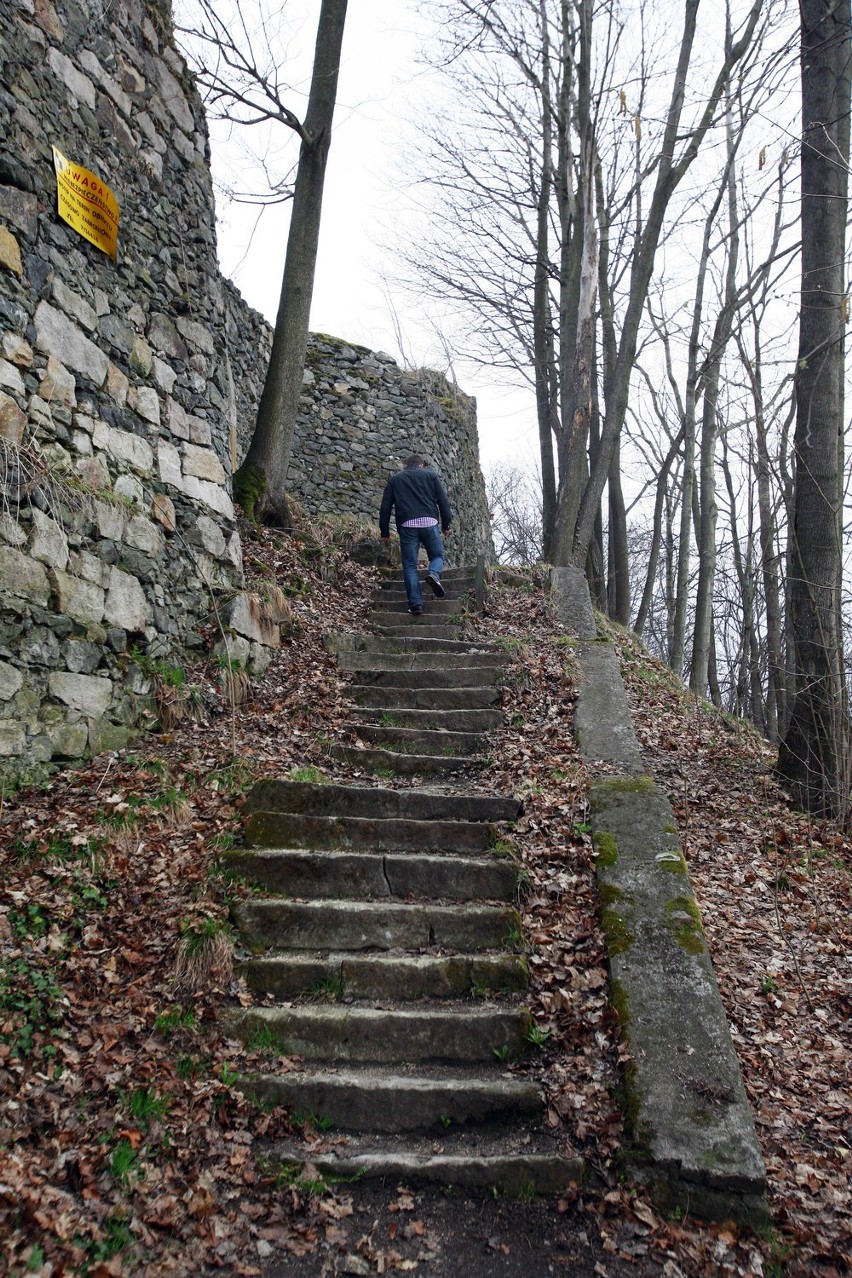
[376,584,475,600]
[240,1066,543,1132]
[339,651,502,673]
[374,624,465,639]
[330,633,503,656]
[264,1134,584,1194]
[232,898,521,953]
[379,568,476,584]
[224,847,519,900]
[344,724,487,754]
[329,744,483,775]
[237,951,529,1000]
[353,707,503,731]
[349,665,501,688]
[351,684,501,710]
[244,810,501,851]
[223,1002,531,1064]
[244,779,520,824]
[370,597,466,615]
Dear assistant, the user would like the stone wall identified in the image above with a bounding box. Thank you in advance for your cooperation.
[0,0,272,771]
[0,0,493,775]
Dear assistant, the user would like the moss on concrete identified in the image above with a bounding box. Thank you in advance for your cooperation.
[593,830,619,866]
[602,905,634,955]
[664,895,705,955]
[656,850,688,874]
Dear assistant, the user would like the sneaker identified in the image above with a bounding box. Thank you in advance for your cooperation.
[425,572,445,599]
[409,605,423,616]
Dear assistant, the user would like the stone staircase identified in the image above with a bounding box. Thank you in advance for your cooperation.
[222,566,582,1191]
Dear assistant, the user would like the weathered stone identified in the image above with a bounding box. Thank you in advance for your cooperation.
[114,474,144,505]
[0,512,27,547]
[52,278,98,332]
[39,354,76,407]
[124,514,161,556]
[129,336,153,376]
[0,660,24,701]
[224,593,279,647]
[94,499,126,542]
[49,569,105,624]
[129,385,160,424]
[2,334,33,367]
[92,422,154,474]
[104,565,150,632]
[34,0,64,41]
[166,396,189,439]
[182,475,233,519]
[87,718,132,755]
[28,509,69,569]
[47,719,88,759]
[0,226,23,276]
[0,545,50,604]
[48,671,112,718]
[61,639,102,674]
[0,185,38,239]
[175,316,214,354]
[147,312,187,359]
[0,390,26,444]
[34,302,108,385]
[106,362,129,406]
[0,360,25,394]
[151,356,177,393]
[182,442,225,484]
[76,454,111,491]
[188,414,212,446]
[151,492,176,532]
[193,514,226,557]
[157,439,183,490]
[0,719,25,756]
[47,47,96,109]
[99,314,135,355]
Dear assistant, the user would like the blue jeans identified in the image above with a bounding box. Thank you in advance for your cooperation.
[399,523,444,608]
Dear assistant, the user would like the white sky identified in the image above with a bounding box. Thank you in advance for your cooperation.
[193,0,540,474]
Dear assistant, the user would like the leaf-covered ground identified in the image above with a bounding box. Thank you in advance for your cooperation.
[1,533,849,1276]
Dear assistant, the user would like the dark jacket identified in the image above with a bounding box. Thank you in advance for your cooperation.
[379,464,452,537]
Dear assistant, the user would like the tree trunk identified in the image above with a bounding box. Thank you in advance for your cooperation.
[534,0,559,558]
[234,0,348,524]
[607,438,630,624]
[778,0,851,816]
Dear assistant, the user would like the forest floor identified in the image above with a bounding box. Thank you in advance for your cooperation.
[0,520,849,1277]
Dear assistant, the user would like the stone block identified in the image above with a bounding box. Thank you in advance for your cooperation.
[104,566,150,633]
[224,593,280,647]
[34,302,108,385]
[0,512,27,547]
[114,474,144,506]
[106,362,129,405]
[52,278,97,332]
[125,514,161,556]
[129,385,160,424]
[87,719,132,755]
[47,719,89,759]
[49,671,112,718]
[0,545,50,605]
[152,356,177,393]
[182,442,226,484]
[39,354,76,407]
[34,0,65,41]
[151,493,176,532]
[0,390,26,444]
[0,361,26,394]
[0,719,25,756]
[49,569,105,624]
[72,429,92,456]
[62,639,102,674]
[0,660,24,701]
[0,185,38,239]
[166,396,189,439]
[182,475,234,520]
[194,514,226,558]
[148,312,187,360]
[48,47,96,108]
[129,336,153,376]
[94,499,126,541]
[152,59,195,133]
[157,439,183,490]
[28,510,69,569]
[176,316,214,354]
[2,334,33,367]
[0,226,23,275]
[93,423,154,473]
[76,455,111,491]
[188,414,212,445]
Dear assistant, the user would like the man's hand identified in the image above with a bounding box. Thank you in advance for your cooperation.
[381,536,390,543]
[443,528,452,537]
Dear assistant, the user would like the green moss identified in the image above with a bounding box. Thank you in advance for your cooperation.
[598,882,625,908]
[664,895,705,955]
[609,977,631,1031]
[656,851,688,874]
[593,831,618,866]
[232,461,268,524]
[593,776,656,798]
[602,905,634,955]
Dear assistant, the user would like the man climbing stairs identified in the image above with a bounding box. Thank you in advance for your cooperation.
[222,566,583,1191]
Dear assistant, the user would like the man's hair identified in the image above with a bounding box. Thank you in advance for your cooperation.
[405,453,425,468]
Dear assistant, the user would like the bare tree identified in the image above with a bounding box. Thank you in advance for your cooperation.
[778,0,851,815]
[178,0,349,524]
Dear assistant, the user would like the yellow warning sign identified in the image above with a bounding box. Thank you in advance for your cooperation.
[52,146,120,260]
